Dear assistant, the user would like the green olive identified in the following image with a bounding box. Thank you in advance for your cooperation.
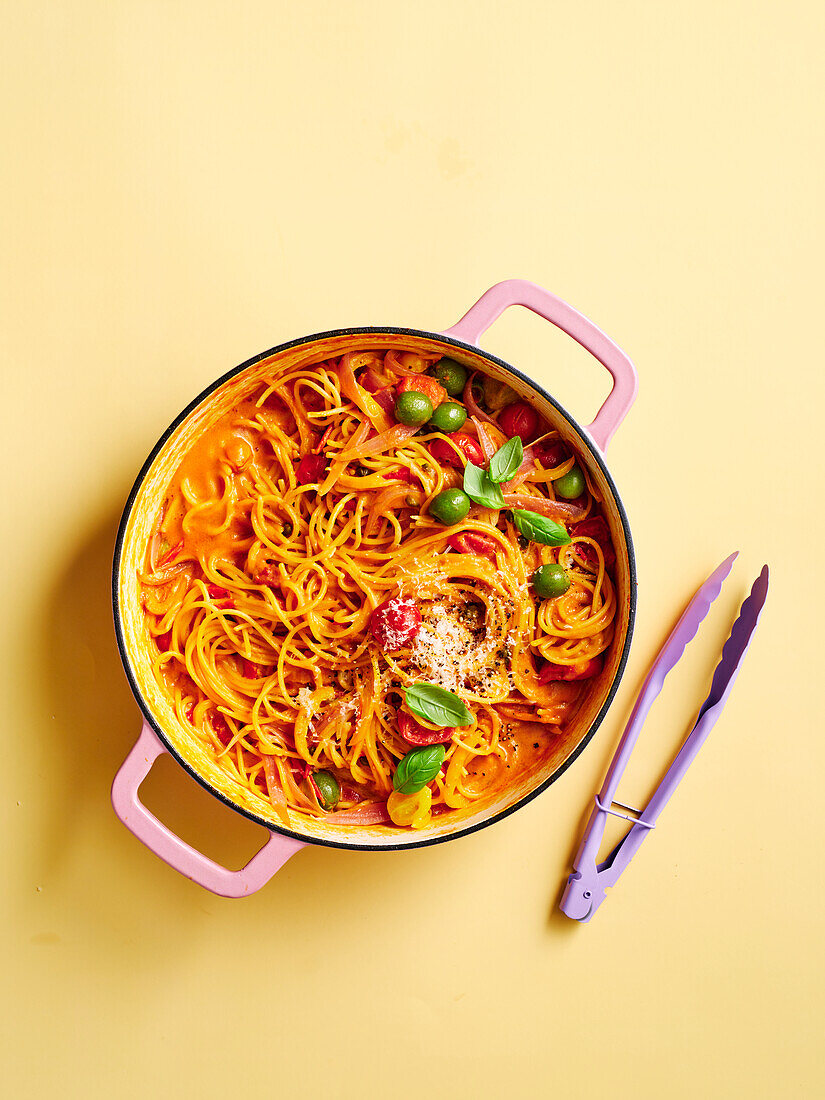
[554,464,586,499]
[531,563,571,599]
[433,358,468,397]
[313,770,340,810]
[394,391,433,426]
[429,488,471,525]
[429,401,467,434]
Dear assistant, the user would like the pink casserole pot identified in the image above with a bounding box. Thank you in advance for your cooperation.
[111,279,638,896]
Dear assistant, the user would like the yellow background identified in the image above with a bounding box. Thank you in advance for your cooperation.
[2,3,823,1097]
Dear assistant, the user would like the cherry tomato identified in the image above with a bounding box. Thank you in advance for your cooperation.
[387,787,432,828]
[428,433,485,468]
[537,655,603,683]
[533,439,568,467]
[296,453,327,483]
[499,401,539,441]
[448,532,498,561]
[571,516,616,570]
[398,710,455,746]
[369,596,422,652]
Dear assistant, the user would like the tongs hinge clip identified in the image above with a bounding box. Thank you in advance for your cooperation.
[594,795,655,830]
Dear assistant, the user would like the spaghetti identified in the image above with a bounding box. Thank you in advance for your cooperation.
[139,350,617,830]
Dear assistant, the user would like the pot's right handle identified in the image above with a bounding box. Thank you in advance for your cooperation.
[111,721,305,897]
[442,279,638,452]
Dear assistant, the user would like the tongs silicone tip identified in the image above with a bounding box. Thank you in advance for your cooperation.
[560,556,768,923]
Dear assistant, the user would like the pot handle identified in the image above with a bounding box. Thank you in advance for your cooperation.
[442,279,638,451]
[111,721,305,897]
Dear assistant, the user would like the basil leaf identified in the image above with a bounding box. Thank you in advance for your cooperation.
[393,744,447,794]
[488,436,523,484]
[512,509,571,546]
[463,463,506,509]
[403,683,473,727]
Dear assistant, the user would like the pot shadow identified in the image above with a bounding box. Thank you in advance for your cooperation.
[33,502,268,915]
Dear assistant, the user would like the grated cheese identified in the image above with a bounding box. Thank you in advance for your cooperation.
[409,600,511,698]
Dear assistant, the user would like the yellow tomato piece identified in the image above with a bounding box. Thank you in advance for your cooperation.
[387,787,433,829]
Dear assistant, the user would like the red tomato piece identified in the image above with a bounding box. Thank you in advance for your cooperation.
[157,539,184,569]
[211,711,233,745]
[369,596,422,652]
[307,773,323,801]
[571,517,616,570]
[538,655,603,683]
[291,758,312,782]
[429,434,485,468]
[533,439,568,467]
[300,387,326,412]
[499,401,540,441]
[206,583,235,609]
[156,630,172,650]
[255,564,279,586]
[396,374,448,408]
[314,425,335,453]
[241,659,267,679]
[448,532,498,561]
[398,710,454,746]
[296,453,327,483]
[386,465,418,483]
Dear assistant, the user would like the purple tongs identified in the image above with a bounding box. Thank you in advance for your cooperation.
[560,553,769,922]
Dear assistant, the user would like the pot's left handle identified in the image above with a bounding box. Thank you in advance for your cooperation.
[111,721,305,897]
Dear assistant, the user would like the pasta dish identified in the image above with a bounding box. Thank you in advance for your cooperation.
[138,349,617,830]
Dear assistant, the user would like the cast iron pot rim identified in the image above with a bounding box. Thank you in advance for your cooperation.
[112,325,637,852]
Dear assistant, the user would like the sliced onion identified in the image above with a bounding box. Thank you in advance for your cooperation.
[339,421,419,460]
[463,372,498,427]
[327,802,393,825]
[470,416,500,463]
[318,420,371,494]
[383,350,429,379]
[501,493,588,522]
[337,354,392,433]
[262,756,290,825]
[360,367,391,393]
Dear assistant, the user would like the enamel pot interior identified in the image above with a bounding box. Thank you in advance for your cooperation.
[114,327,636,851]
